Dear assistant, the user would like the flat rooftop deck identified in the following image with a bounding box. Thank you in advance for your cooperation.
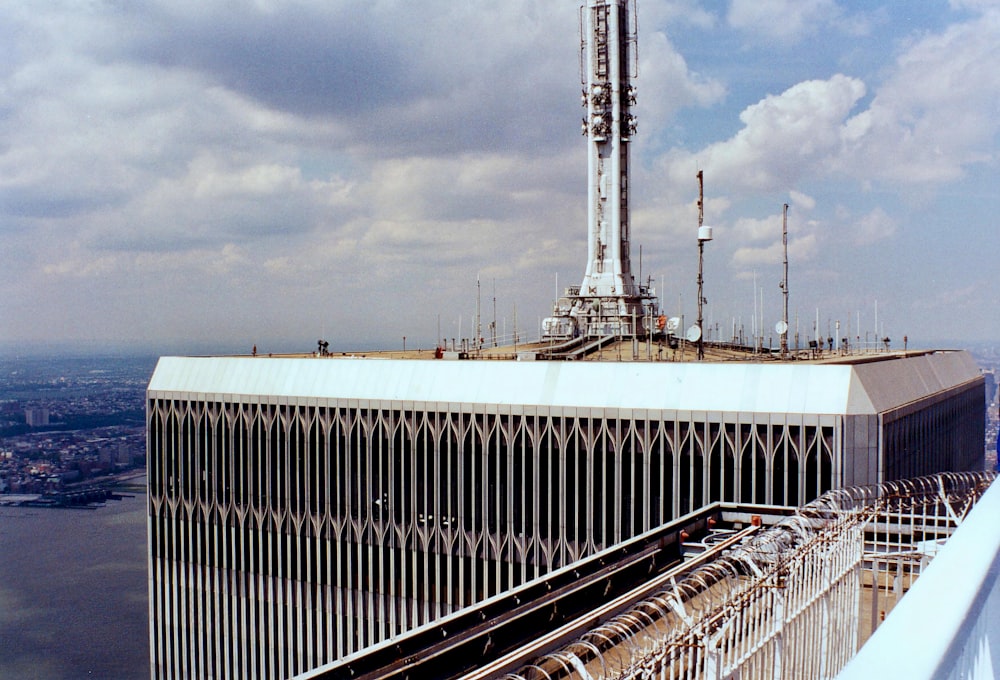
[151,347,979,418]
[249,340,934,365]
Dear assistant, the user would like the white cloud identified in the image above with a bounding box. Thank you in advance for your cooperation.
[214,244,253,273]
[41,254,119,278]
[839,10,1000,183]
[732,232,818,267]
[911,281,981,314]
[666,75,866,191]
[789,190,816,211]
[732,243,781,267]
[638,32,727,138]
[732,215,780,242]
[852,207,898,246]
[789,232,820,261]
[727,0,841,44]
[663,5,1000,196]
[192,160,303,199]
[948,0,1000,11]
[644,1,718,31]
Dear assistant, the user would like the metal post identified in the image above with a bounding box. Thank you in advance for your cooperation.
[780,203,789,358]
[696,171,707,361]
[697,239,705,361]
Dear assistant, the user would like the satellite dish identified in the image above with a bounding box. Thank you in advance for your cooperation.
[775,321,789,335]
[685,325,702,343]
[666,317,681,332]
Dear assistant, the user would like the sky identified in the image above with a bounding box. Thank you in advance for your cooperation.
[2,0,999,354]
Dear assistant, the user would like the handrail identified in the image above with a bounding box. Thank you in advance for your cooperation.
[836,475,1000,680]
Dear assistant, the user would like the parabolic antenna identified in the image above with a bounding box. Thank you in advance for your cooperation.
[686,325,702,343]
[775,321,789,335]
[667,317,681,332]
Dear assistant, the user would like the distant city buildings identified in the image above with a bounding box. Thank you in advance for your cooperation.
[0,427,145,496]
[982,368,998,471]
[0,353,149,498]
[24,406,49,427]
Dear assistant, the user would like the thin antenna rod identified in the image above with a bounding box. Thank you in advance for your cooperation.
[780,203,789,358]
[697,170,704,228]
[696,170,706,360]
[476,274,482,354]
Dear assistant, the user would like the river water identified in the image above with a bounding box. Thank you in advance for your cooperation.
[0,491,149,679]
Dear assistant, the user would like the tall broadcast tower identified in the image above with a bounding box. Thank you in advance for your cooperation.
[543,0,657,339]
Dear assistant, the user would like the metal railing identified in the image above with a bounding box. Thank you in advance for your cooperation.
[502,471,997,680]
[838,472,1000,680]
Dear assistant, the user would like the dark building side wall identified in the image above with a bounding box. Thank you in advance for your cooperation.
[881,379,986,481]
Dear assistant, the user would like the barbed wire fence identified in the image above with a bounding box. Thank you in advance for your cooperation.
[503,470,997,680]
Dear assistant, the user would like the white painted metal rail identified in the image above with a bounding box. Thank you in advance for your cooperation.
[838,473,1000,680]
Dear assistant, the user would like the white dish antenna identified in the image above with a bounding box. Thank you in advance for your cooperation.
[667,317,681,332]
[685,325,702,343]
[775,321,789,335]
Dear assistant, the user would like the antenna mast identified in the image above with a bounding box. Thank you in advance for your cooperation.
[492,279,497,347]
[476,274,482,354]
[542,0,656,341]
[696,170,706,360]
[780,203,789,358]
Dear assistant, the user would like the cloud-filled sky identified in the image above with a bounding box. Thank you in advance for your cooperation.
[2,0,999,354]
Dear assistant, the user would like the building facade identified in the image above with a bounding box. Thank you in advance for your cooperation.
[146,351,983,679]
[24,406,49,427]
